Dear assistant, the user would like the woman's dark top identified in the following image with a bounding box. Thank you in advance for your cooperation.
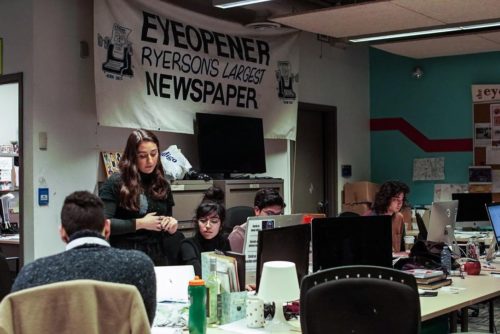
[179,233,230,276]
[99,172,184,265]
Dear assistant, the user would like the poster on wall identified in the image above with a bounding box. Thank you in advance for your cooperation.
[93,0,300,140]
[490,104,500,147]
[413,157,445,181]
[474,123,491,147]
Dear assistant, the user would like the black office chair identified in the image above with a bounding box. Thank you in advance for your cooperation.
[0,250,19,301]
[300,265,421,334]
[337,211,360,217]
[223,206,254,235]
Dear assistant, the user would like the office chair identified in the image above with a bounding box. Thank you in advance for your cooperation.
[337,211,360,217]
[224,206,254,235]
[0,251,19,301]
[0,279,151,334]
[300,265,421,334]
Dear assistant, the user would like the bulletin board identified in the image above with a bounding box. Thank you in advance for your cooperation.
[471,85,500,198]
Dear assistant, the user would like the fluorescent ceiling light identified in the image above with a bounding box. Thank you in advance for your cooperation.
[349,21,500,43]
[213,0,272,9]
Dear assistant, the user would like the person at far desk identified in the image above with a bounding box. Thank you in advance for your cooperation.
[228,188,285,253]
[100,129,184,266]
[11,191,157,324]
[178,187,230,276]
[364,180,410,252]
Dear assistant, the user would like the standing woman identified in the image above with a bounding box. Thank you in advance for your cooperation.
[99,129,183,265]
[179,187,230,276]
[364,180,410,252]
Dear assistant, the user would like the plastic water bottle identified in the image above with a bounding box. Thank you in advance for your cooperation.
[441,246,452,275]
[188,276,207,334]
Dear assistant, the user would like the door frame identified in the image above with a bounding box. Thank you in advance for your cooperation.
[0,72,23,265]
[295,102,337,216]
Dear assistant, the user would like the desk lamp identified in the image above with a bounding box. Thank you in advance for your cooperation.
[0,193,15,230]
[258,261,299,332]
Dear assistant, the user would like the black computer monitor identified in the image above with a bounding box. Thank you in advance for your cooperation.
[451,193,492,228]
[255,224,311,292]
[311,216,393,272]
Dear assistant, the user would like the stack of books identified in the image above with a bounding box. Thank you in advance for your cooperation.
[405,269,452,290]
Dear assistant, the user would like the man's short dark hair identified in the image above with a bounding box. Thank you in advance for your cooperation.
[254,188,285,210]
[61,191,105,237]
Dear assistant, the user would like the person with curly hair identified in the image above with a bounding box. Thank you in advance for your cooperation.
[364,180,410,252]
[99,129,184,265]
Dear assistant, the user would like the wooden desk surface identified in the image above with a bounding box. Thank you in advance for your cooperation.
[420,274,500,321]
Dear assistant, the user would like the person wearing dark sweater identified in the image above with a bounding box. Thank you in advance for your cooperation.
[179,187,230,276]
[11,191,157,325]
[99,129,184,265]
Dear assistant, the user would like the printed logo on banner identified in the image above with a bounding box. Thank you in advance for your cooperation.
[275,61,297,104]
[97,24,134,80]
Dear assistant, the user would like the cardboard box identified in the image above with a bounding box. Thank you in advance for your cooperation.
[343,181,380,204]
[341,203,371,216]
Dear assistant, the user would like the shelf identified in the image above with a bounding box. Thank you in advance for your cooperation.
[0,153,18,157]
[0,188,19,193]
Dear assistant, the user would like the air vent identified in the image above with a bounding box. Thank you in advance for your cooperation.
[245,21,281,30]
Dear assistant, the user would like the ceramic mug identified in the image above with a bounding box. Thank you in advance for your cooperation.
[246,296,265,328]
[463,261,481,275]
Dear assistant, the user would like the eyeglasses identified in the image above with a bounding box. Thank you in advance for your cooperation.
[137,150,158,160]
[198,218,221,226]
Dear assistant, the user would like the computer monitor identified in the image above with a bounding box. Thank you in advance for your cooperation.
[255,224,311,292]
[485,203,500,251]
[311,216,393,272]
[427,200,459,244]
[451,193,492,228]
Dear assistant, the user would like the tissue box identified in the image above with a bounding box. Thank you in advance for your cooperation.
[220,292,247,325]
[343,182,379,204]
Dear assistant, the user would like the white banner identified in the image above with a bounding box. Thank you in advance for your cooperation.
[94,0,300,140]
[471,85,500,103]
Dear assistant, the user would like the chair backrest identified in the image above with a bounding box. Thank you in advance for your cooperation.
[338,211,361,217]
[0,279,151,334]
[224,206,255,234]
[300,265,421,334]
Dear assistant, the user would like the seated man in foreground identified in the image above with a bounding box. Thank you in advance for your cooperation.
[11,191,157,324]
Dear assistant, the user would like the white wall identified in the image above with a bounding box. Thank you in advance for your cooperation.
[1,0,370,262]
[298,33,371,211]
[0,83,19,145]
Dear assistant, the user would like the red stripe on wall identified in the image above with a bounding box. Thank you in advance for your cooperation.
[370,118,472,152]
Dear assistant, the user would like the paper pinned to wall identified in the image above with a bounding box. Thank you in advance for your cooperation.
[486,146,500,164]
[474,123,491,147]
[413,157,445,181]
[0,157,13,170]
[433,184,468,202]
[492,170,500,193]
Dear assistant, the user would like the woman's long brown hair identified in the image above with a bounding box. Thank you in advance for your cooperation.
[118,129,170,211]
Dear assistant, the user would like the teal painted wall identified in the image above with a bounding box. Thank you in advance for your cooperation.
[370,48,500,206]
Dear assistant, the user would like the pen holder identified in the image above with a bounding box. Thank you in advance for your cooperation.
[246,295,265,328]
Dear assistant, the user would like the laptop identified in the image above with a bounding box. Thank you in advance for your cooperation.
[154,265,195,302]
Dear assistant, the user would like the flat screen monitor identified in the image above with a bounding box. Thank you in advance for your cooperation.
[255,224,311,292]
[196,113,266,178]
[451,193,492,228]
[485,203,500,246]
[427,200,458,243]
[311,216,393,272]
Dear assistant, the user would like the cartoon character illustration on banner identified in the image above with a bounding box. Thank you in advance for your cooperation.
[97,24,134,79]
[275,61,297,103]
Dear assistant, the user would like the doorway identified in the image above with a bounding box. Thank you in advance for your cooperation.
[0,72,23,272]
[292,102,337,216]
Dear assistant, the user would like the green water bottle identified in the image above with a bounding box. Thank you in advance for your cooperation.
[206,258,221,325]
[188,276,207,334]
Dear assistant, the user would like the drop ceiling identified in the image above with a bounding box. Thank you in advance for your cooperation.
[172,0,500,59]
